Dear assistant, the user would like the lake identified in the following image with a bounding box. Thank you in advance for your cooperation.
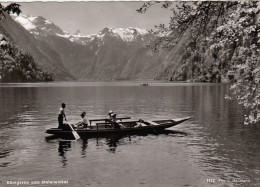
[0,81,259,187]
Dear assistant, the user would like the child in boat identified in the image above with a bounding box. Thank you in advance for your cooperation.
[58,103,66,129]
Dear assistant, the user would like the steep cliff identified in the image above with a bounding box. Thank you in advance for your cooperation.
[0,13,74,81]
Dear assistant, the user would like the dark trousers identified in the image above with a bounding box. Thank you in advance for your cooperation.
[58,114,63,129]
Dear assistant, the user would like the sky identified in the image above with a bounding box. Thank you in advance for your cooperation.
[9,1,173,35]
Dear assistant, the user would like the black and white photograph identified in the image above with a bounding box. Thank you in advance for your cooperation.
[0,1,259,186]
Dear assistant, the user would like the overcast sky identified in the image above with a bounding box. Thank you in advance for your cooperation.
[13,2,173,35]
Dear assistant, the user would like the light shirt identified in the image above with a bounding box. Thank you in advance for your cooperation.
[59,107,65,115]
[82,116,89,125]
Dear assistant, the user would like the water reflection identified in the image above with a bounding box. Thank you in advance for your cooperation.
[104,135,132,153]
[46,129,188,167]
[58,141,71,168]
[81,138,88,158]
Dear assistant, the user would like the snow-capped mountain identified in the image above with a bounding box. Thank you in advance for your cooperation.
[12,14,151,45]
[12,14,64,36]
[57,27,150,45]
[94,27,149,42]
[11,14,166,80]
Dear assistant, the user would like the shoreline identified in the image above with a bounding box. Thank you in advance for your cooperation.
[0,80,231,88]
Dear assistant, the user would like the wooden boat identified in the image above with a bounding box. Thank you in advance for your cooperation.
[45,117,190,138]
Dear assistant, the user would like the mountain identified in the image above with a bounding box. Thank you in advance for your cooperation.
[0,13,74,81]
[12,14,166,80]
[73,27,163,80]
[13,14,64,36]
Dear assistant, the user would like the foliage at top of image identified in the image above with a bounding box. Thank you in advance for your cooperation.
[0,3,21,19]
[138,1,260,124]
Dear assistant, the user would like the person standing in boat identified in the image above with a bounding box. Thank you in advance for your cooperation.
[58,103,67,129]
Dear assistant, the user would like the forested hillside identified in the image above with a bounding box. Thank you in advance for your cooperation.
[140,2,259,83]
[138,1,260,124]
[0,3,74,82]
[0,34,53,82]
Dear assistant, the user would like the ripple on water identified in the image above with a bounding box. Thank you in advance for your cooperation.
[0,83,259,187]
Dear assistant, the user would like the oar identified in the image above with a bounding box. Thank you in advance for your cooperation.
[66,121,80,140]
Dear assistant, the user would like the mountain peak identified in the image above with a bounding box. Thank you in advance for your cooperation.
[11,14,37,30]
[98,27,149,42]
[12,13,151,44]
[11,14,64,36]
[58,27,150,44]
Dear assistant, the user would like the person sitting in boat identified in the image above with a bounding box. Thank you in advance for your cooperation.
[107,110,114,121]
[58,103,67,129]
[111,113,125,129]
[106,110,115,123]
[76,112,89,129]
[111,113,121,129]
[111,113,117,122]
[107,110,117,123]
[106,111,124,129]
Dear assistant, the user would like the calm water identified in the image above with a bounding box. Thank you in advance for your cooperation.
[0,82,260,187]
